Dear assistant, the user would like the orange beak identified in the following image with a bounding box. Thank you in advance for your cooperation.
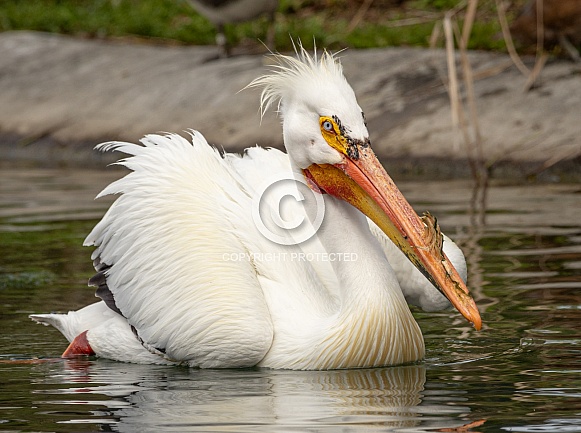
[303,147,482,330]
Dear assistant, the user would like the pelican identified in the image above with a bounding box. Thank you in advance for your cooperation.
[31,47,481,369]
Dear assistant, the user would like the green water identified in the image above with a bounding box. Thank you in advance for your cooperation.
[1,167,580,432]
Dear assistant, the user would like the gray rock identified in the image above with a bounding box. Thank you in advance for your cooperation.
[1,31,579,178]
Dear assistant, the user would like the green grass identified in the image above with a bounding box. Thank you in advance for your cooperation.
[0,0,215,43]
[346,21,437,48]
[0,0,522,52]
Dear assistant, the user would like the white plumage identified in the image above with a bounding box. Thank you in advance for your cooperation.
[31,47,478,369]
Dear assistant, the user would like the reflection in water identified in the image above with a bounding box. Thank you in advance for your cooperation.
[459,178,496,338]
[29,361,476,432]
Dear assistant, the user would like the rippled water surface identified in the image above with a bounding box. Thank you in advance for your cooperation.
[1,166,580,432]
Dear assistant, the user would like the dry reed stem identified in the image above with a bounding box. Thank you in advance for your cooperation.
[438,1,490,243]
[460,0,483,153]
[454,18,484,169]
[381,15,442,28]
[471,61,514,80]
[538,146,581,173]
[461,0,479,49]
[442,3,488,182]
[524,51,549,91]
[429,21,442,48]
[346,0,374,34]
[535,0,544,62]
[449,0,469,16]
[495,0,550,89]
[519,0,548,90]
[443,13,462,151]
[495,0,531,76]
[346,2,441,34]
[455,22,487,181]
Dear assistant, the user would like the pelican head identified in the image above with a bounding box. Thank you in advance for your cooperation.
[250,47,482,330]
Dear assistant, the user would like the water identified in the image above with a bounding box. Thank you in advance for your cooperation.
[1,166,580,432]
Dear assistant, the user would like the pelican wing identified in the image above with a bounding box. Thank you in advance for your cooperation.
[84,132,274,368]
[224,146,343,298]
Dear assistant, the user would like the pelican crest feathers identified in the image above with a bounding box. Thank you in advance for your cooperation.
[247,45,353,119]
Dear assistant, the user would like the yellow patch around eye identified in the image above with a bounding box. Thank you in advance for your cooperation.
[319,116,349,156]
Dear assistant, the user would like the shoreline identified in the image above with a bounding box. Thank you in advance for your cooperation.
[1,31,579,181]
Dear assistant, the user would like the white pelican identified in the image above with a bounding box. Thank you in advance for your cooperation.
[31,47,481,369]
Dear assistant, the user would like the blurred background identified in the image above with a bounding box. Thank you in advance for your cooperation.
[1,0,579,56]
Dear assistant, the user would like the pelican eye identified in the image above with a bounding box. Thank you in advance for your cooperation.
[320,116,349,156]
[322,120,334,132]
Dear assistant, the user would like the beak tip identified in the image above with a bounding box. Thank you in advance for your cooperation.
[456,295,482,331]
[467,307,482,331]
